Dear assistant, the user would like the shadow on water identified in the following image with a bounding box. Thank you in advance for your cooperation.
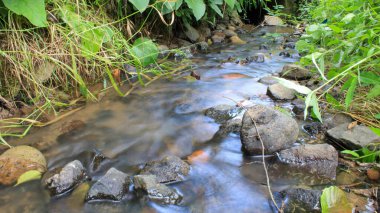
[0,26,323,213]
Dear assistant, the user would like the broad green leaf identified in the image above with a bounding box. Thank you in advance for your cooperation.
[360,72,380,85]
[185,0,206,20]
[304,92,322,122]
[225,0,236,8]
[375,114,380,120]
[367,85,380,99]
[81,27,105,58]
[209,2,223,17]
[3,0,47,27]
[275,77,312,95]
[370,127,380,136]
[342,13,355,24]
[328,25,342,33]
[345,76,357,109]
[129,38,159,67]
[326,93,343,110]
[15,170,42,186]
[321,186,352,213]
[341,150,360,158]
[157,0,183,15]
[129,0,149,13]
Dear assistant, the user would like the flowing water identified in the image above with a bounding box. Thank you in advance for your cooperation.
[0,26,325,213]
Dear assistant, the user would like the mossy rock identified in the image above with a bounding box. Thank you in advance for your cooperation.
[0,145,47,168]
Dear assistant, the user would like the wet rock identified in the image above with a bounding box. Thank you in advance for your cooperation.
[267,83,296,100]
[264,15,284,26]
[284,42,296,49]
[291,98,306,115]
[198,25,211,38]
[227,25,236,31]
[0,146,47,185]
[196,41,209,53]
[224,29,237,38]
[216,24,226,31]
[184,24,200,42]
[279,51,291,57]
[302,122,326,137]
[259,44,269,50]
[204,104,241,123]
[278,144,338,179]
[326,123,380,150]
[241,105,299,155]
[42,160,87,196]
[133,175,182,205]
[59,120,86,136]
[76,149,110,174]
[258,76,277,85]
[140,156,190,183]
[211,32,226,43]
[275,188,322,213]
[280,64,311,80]
[216,117,243,137]
[323,113,353,130]
[86,168,130,201]
[230,35,246,44]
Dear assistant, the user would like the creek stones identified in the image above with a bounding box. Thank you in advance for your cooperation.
[204,104,241,123]
[277,144,338,179]
[42,160,87,196]
[216,117,243,137]
[280,64,311,80]
[267,83,296,100]
[230,35,246,45]
[0,146,47,185]
[224,29,237,38]
[264,15,284,26]
[211,32,226,43]
[86,168,131,201]
[291,98,306,116]
[133,175,182,205]
[241,105,299,155]
[258,76,278,85]
[184,24,200,42]
[326,123,380,150]
[140,156,190,183]
[274,188,322,213]
[323,113,353,130]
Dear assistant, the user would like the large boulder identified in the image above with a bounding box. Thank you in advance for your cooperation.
[133,175,182,205]
[274,188,322,213]
[267,83,296,100]
[326,123,380,150]
[264,15,284,26]
[277,144,339,179]
[140,156,190,183]
[86,168,130,201]
[240,105,299,155]
[0,146,47,185]
[184,24,200,42]
[280,64,311,80]
[42,160,87,196]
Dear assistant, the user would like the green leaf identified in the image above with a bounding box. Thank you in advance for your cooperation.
[325,93,343,110]
[341,150,360,158]
[345,76,357,109]
[305,92,322,122]
[275,77,312,95]
[321,186,352,213]
[129,38,159,67]
[81,25,105,58]
[15,170,42,186]
[360,72,380,85]
[370,127,380,136]
[129,0,149,13]
[3,0,47,27]
[225,0,236,8]
[342,13,355,24]
[367,85,380,99]
[375,114,380,120]
[185,0,206,20]
[157,0,183,15]
[209,2,223,17]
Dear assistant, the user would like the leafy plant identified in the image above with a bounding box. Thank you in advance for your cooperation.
[2,0,47,27]
[342,147,380,163]
[320,186,352,213]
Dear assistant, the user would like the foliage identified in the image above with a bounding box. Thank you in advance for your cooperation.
[320,186,352,213]
[15,170,42,186]
[2,0,47,27]
[295,0,380,126]
[342,146,380,163]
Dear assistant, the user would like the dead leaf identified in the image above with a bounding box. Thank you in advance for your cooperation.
[222,73,249,79]
[187,150,209,164]
[347,121,358,130]
[112,69,121,83]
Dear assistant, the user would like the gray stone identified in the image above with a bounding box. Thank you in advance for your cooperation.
[326,123,380,150]
[267,83,296,100]
[248,53,265,63]
[140,156,190,183]
[216,117,243,137]
[278,144,338,179]
[241,105,299,155]
[291,98,306,115]
[275,188,322,213]
[216,24,226,31]
[323,113,353,130]
[258,76,278,85]
[264,15,284,26]
[42,160,87,196]
[184,24,200,42]
[204,104,241,123]
[133,175,182,205]
[196,41,209,53]
[86,168,130,201]
[280,64,311,80]
[224,29,237,38]
[211,32,226,43]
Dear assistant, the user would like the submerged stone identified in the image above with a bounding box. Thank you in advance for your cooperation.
[86,168,130,201]
[42,160,87,196]
[140,156,190,183]
[133,175,182,205]
[274,188,322,213]
[258,76,278,85]
[277,144,338,179]
[204,104,241,123]
[241,105,299,155]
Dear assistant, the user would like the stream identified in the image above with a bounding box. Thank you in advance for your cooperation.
[0,26,328,213]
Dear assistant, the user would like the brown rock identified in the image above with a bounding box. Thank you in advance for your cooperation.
[230,36,246,45]
[367,168,380,181]
[0,157,46,185]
